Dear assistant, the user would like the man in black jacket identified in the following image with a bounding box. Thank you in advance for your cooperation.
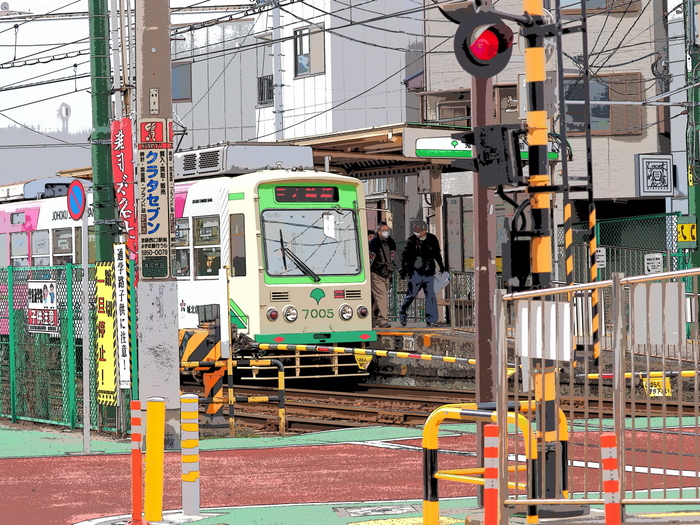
[369,221,396,328]
[399,220,446,327]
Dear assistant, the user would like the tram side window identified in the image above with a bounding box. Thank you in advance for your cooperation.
[173,218,191,277]
[193,215,220,277]
[230,214,246,276]
[0,234,8,267]
[74,227,96,264]
[32,230,50,266]
[53,228,73,265]
[10,232,28,267]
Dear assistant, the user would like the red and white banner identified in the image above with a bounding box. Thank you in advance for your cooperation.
[111,117,138,261]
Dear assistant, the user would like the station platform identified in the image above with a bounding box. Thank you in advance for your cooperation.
[2,420,700,525]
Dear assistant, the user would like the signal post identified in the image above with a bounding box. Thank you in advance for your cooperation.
[441,0,583,517]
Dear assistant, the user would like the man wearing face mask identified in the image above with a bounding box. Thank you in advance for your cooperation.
[399,220,446,327]
[369,221,397,328]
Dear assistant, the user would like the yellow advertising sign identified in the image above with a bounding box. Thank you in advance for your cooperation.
[95,262,118,406]
[641,376,672,397]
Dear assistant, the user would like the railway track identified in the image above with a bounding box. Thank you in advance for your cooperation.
[182,383,697,434]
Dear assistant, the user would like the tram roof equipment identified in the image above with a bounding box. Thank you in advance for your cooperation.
[174,143,315,180]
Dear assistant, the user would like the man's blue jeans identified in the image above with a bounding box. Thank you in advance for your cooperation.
[399,272,437,324]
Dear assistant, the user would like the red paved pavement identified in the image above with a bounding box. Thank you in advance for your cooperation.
[0,443,478,525]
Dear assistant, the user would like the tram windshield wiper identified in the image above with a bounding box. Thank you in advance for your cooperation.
[283,246,321,282]
[279,230,288,270]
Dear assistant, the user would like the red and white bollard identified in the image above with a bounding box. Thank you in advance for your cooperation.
[483,423,500,525]
[127,400,148,525]
[601,432,622,525]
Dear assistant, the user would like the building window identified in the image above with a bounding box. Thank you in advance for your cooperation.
[257,74,274,106]
[193,216,220,278]
[294,25,325,77]
[564,73,642,135]
[172,62,192,102]
[496,86,519,125]
[438,102,470,128]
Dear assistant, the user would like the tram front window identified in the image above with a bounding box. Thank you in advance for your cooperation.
[262,209,361,277]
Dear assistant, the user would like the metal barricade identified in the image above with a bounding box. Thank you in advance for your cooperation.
[492,267,700,524]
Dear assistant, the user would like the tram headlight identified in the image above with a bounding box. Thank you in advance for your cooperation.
[266,308,279,321]
[283,306,298,322]
[339,304,353,321]
[357,306,369,319]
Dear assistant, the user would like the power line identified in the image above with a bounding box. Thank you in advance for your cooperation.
[0,0,83,35]
[248,35,451,141]
[0,72,91,92]
[0,87,89,113]
[0,59,90,89]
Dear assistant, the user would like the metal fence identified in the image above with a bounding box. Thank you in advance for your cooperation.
[489,267,700,523]
[0,265,131,432]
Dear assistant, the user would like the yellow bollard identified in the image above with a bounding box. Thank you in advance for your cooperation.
[144,396,165,522]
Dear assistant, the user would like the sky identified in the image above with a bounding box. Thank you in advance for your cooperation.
[1,0,242,134]
[0,1,247,182]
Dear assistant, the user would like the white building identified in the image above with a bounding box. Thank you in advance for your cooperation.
[171,0,423,149]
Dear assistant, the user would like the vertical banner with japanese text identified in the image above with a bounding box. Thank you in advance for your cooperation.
[95,262,118,406]
[110,117,139,261]
[113,243,132,390]
[137,117,174,279]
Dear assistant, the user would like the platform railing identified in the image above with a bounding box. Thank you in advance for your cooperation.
[493,266,700,524]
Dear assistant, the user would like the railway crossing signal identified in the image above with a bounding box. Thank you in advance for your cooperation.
[441,3,514,78]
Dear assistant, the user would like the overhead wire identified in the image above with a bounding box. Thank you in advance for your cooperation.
[0,0,83,35]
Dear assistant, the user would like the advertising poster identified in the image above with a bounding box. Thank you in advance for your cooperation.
[27,280,59,336]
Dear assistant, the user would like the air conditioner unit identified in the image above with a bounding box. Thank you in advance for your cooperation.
[174,143,315,180]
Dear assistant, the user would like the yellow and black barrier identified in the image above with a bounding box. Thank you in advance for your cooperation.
[422,402,539,525]
[577,370,700,379]
[422,401,571,525]
[180,358,286,435]
[253,343,522,379]
[255,342,476,364]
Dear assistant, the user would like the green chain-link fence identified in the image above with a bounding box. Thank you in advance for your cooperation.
[557,212,686,283]
[0,264,133,432]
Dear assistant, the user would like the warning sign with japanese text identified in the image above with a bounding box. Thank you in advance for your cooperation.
[95,263,118,406]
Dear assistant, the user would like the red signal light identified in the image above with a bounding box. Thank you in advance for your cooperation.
[470,28,500,61]
[445,5,514,78]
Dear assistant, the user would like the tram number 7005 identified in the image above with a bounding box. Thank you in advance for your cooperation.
[302,308,335,319]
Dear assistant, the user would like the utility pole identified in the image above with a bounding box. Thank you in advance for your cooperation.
[272,2,284,140]
[472,74,497,506]
[89,0,117,260]
[687,0,700,267]
[135,0,180,448]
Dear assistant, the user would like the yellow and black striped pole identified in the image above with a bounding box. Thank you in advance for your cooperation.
[589,203,601,363]
[523,1,563,518]
[524,7,551,290]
